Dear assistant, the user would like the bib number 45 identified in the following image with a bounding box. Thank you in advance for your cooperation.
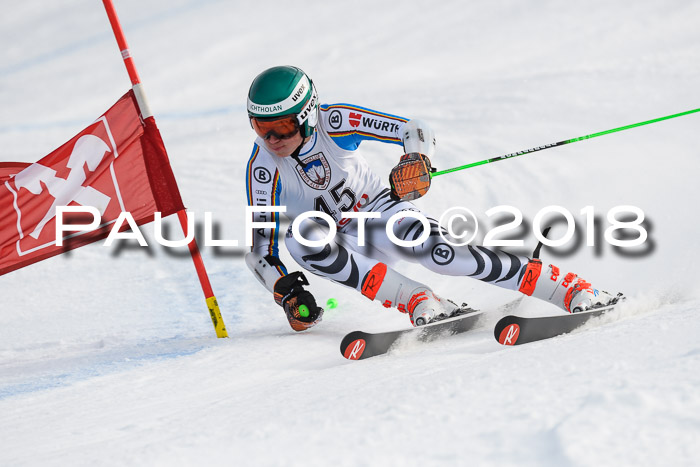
[314,179,368,227]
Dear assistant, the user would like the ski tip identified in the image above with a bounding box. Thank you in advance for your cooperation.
[497,323,521,345]
[494,316,522,345]
[340,331,371,360]
[341,337,367,360]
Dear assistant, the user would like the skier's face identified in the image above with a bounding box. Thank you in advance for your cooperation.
[263,130,303,158]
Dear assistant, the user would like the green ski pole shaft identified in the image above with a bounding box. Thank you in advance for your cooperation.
[431,107,700,178]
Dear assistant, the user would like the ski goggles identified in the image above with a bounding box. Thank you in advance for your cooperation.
[250,115,300,140]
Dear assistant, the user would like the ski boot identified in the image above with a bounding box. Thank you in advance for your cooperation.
[519,259,621,313]
[566,281,621,313]
[406,289,466,326]
[360,262,469,326]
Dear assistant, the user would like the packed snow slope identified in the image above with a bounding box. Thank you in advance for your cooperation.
[1,0,699,465]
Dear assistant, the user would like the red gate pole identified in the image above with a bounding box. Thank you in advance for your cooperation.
[102,0,228,338]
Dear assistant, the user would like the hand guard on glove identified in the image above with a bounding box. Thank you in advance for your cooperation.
[273,271,323,332]
[389,152,434,201]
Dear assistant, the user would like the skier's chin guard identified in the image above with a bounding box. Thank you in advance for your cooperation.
[389,152,433,201]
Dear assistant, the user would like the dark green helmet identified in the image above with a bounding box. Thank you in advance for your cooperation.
[247,66,319,138]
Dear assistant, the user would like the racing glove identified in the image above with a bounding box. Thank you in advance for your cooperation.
[389,152,434,201]
[273,271,323,332]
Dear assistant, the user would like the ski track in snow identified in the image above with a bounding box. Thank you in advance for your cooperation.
[2,0,700,465]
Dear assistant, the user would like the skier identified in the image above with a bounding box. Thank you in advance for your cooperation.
[245,65,618,331]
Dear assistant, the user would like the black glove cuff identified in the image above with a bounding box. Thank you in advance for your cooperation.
[273,271,309,306]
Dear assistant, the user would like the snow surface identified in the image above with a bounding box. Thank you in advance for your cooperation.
[1,0,700,465]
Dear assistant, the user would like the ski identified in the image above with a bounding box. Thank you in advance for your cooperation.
[340,309,483,360]
[494,303,618,346]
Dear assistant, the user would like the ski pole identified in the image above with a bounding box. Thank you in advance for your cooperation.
[431,107,700,178]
